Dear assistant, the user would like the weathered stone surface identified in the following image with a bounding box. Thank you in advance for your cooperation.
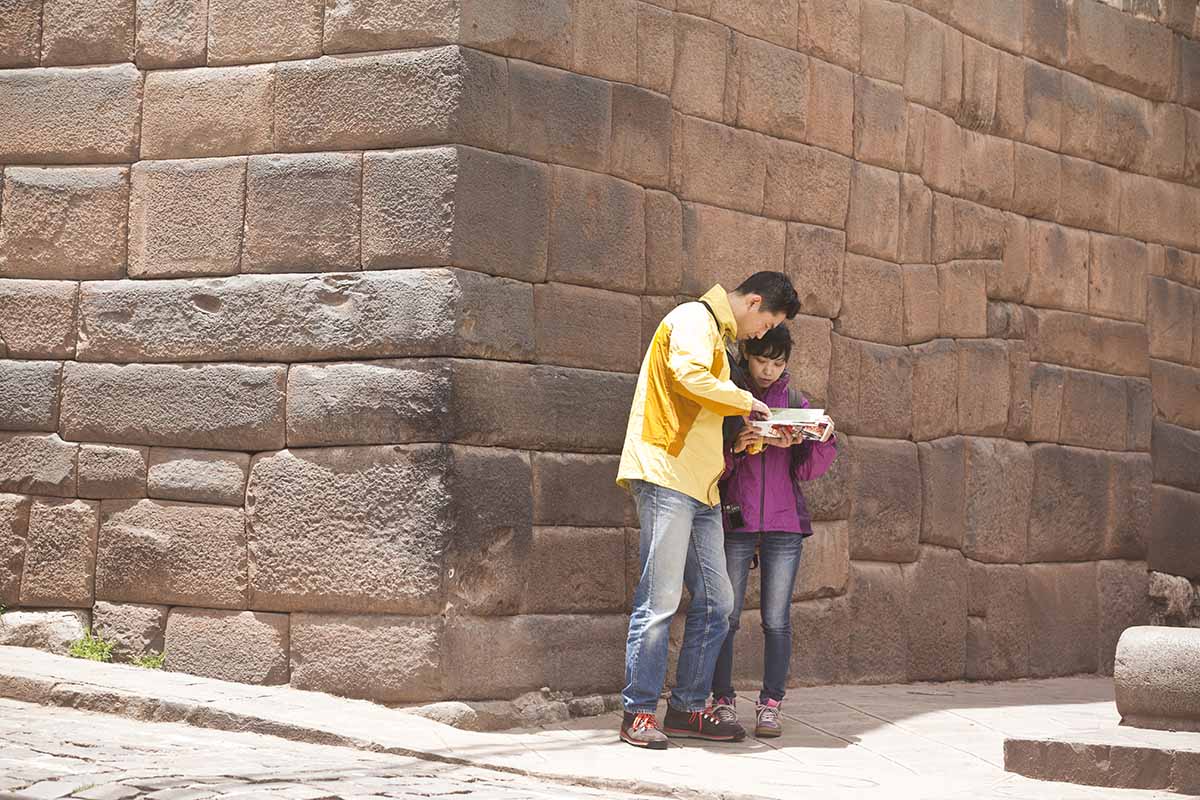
[1154,420,1200,494]
[670,12,729,122]
[323,0,459,54]
[1097,561,1149,676]
[903,546,967,681]
[1029,362,1066,442]
[1152,359,1200,430]
[291,613,443,702]
[918,437,965,550]
[1120,172,1197,252]
[1026,221,1089,314]
[848,437,920,562]
[848,562,907,683]
[275,47,508,154]
[1089,233,1149,323]
[0,280,76,360]
[61,363,286,451]
[1158,246,1198,288]
[1029,444,1109,562]
[549,166,645,293]
[959,36,999,132]
[837,254,904,346]
[1068,0,1174,101]
[96,499,247,609]
[166,608,289,685]
[858,341,913,439]
[0,64,142,164]
[1024,0,1068,66]
[40,0,133,65]
[523,527,625,614]
[987,212,1028,304]
[135,0,208,68]
[535,283,642,373]
[637,3,674,95]
[459,0,573,68]
[960,131,1013,209]
[0,360,60,432]
[0,167,127,281]
[128,158,245,279]
[247,445,531,616]
[363,146,550,282]
[902,264,939,345]
[19,499,97,609]
[792,596,851,684]
[1006,341,1034,441]
[1147,277,1196,365]
[784,224,845,319]
[1115,626,1200,729]
[922,110,962,197]
[77,445,148,500]
[964,437,1032,563]
[938,261,988,339]
[1011,143,1060,221]
[0,434,76,498]
[1149,484,1200,581]
[988,301,1026,340]
[206,0,320,64]
[142,66,273,161]
[1024,307,1149,377]
[1056,157,1120,236]
[444,614,626,699]
[533,453,631,528]
[91,602,167,662]
[1023,59,1063,151]
[1107,452,1152,561]
[645,191,682,296]
[898,175,932,265]
[509,59,610,172]
[681,203,786,296]
[966,563,1029,680]
[0,494,30,607]
[147,448,249,507]
[911,339,958,442]
[573,0,637,83]
[0,0,41,67]
[788,314,833,405]
[734,35,808,143]
[853,76,907,171]
[860,0,906,84]
[807,58,855,156]
[796,520,850,600]
[766,140,852,230]
[1059,368,1129,451]
[957,340,1010,436]
[712,0,798,48]
[0,609,89,655]
[1127,377,1153,452]
[610,84,670,189]
[672,114,766,215]
[804,435,850,521]
[77,269,533,365]
[847,162,900,262]
[1026,562,1099,677]
[244,153,361,273]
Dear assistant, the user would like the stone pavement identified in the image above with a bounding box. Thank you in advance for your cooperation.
[0,646,1192,800]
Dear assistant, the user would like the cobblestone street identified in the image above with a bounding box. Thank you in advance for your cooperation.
[0,699,649,800]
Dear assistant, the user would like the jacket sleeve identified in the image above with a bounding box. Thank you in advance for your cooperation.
[667,308,754,417]
[789,388,839,481]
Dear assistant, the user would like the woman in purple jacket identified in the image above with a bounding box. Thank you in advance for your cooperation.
[710,324,838,738]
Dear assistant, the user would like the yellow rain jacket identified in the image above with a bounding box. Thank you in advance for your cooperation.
[617,285,755,506]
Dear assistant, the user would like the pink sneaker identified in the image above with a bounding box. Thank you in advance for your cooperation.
[755,699,783,738]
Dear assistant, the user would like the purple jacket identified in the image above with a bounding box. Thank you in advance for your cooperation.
[719,371,838,536]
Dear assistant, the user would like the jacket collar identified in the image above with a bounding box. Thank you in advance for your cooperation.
[699,285,738,341]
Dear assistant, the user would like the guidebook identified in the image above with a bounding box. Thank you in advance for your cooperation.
[747,408,834,443]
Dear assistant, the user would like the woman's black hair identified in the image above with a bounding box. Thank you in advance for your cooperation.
[741,323,792,364]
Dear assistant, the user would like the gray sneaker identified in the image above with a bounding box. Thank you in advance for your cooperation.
[755,699,783,738]
[620,711,668,750]
[712,696,739,727]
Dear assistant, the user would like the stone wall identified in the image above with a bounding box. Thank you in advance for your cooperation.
[0,0,1198,702]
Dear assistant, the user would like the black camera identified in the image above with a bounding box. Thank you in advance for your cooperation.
[723,503,745,529]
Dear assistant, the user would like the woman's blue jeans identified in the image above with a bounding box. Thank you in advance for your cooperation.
[623,480,736,714]
[711,532,804,703]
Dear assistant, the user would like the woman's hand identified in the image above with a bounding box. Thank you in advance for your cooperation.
[765,426,798,448]
[733,425,764,454]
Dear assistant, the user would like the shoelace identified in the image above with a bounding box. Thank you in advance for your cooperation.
[712,703,738,724]
[691,708,722,730]
[758,704,780,725]
[632,713,660,733]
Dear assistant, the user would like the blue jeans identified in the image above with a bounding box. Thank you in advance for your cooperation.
[623,480,736,714]
[711,532,804,703]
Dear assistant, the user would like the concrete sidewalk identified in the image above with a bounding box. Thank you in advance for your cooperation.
[0,646,1187,800]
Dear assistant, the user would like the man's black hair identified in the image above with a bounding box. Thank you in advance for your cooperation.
[742,322,792,363]
[733,271,801,319]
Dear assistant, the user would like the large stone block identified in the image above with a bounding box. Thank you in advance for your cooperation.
[207,0,320,64]
[1148,484,1200,581]
[837,254,904,346]
[911,339,958,442]
[0,280,77,359]
[848,562,907,683]
[853,76,907,171]
[1026,221,1090,314]
[549,166,645,293]
[0,0,41,67]
[733,34,808,143]
[61,362,286,451]
[993,50,1025,141]
[92,601,167,662]
[1106,452,1152,561]
[362,146,550,282]
[77,269,534,364]
[246,445,531,616]
[670,12,729,121]
[0,433,76,497]
[788,314,833,406]
[957,340,1010,436]
[1023,59,1063,151]
[148,448,249,507]
[533,453,631,528]
[1127,377,1153,452]
[0,360,60,433]
[1057,155,1121,235]
[0,64,141,164]
[1026,562,1099,677]
[918,437,965,549]
[77,445,148,500]
[922,109,963,197]
[573,0,637,83]
[1024,307,1149,377]
[784,223,844,319]
[712,0,798,48]
[804,434,850,521]
[1029,444,1109,562]
[610,83,671,189]
[0,609,89,655]
[0,494,30,606]
[1147,277,1196,364]
[1157,246,1198,289]
[1029,362,1066,442]
[509,59,610,172]
[1012,143,1060,221]
[637,3,675,95]
[41,0,133,64]
[0,167,128,281]
[848,437,921,563]
[989,213,1029,304]
[1154,420,1200,494]
[1089,233,1149,323]
[681,203,786,296]
[290,613,442,702]
[846,162,901,262]
[903,546,967,681]
[165,608,289,685]
[1119,171,1196,252]
[444,614,627,699]
[274,47,508,154]
[1149,101,1187,183]
[134,0,211,68]
[671,114,767,216]
[960,131,1013,209]
[96,499,247,609]
[322,0,458,54]
[1024,0,1068,66]
[959,36,999,132]
[796,520,850,600]
[966,563,1029,680]
[1059,368,1130,451]
[860,0,906,84]
[1006,340,1034,441]
[964,437,1032,563]
[523,527,626,614]
[1067,0,1173,101]
[899,174,933,265]
[1151,360,1200,431]
[1097,560,1149,676]
[645,191,682,295]
[19,499,97,609]
[938,261,988,339]
[798,0,860,70]
[458,0,573,68]
[128,158,246,279]
[806,58,855,156]
[535,283,641,373]
[142,66,273,160]
[765,140,852,230]
[792,596,851,684]
[829,336,912,438]
[244,153,361,274]
[902,264,939,345]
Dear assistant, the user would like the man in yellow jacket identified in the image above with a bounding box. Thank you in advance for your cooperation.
[617,272,801,748]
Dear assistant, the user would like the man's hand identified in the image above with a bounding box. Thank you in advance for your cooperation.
[750,398,771,418]
[733,425,763,454]
[765,426,798,448]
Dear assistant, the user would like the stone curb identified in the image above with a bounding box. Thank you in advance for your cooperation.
[1004,734,1200,795]
[0,657,766,800]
